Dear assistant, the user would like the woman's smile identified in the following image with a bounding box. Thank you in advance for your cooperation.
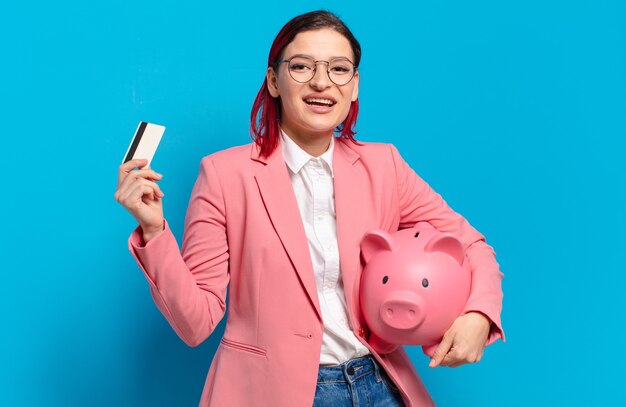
[303,93,338,112]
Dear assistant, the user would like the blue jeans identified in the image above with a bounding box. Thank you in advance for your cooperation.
[313,355,405,407]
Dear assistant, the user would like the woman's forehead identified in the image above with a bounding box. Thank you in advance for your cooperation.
[283,29,354,60]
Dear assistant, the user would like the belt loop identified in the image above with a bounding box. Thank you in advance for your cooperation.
[370,355,383,382]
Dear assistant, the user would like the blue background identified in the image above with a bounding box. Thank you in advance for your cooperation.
[2,0,624,406]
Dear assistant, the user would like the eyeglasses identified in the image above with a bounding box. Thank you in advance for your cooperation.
[273,55,357,86]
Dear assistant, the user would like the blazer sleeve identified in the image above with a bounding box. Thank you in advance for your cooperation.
[389,144,505,345]
[127,157,229,347]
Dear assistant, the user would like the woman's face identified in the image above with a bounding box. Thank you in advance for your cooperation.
[267,28,359,140]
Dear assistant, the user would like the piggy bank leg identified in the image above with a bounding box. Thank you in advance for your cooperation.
[422,343,438,358]
[368,332,399,354]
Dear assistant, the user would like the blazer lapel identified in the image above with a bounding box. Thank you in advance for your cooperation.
[251,143,322,321]
[333,139,366,325]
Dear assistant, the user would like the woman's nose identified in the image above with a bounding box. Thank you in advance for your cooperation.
[309,65,332,89]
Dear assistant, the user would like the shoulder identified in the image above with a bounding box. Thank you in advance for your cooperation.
[201,142,253,166]
[337,138,402,164]
[202,143,253,161]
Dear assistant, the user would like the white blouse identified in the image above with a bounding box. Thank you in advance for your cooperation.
[280,131,370,365]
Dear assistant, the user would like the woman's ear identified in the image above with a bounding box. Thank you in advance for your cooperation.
[266,67,280,98]
[351,70,359,102]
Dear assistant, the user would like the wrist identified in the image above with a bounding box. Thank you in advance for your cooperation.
[142,221,165,243]
[467,311,491,329]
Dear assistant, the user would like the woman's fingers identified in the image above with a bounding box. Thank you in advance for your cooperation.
[115,168,163,200]
[441,346,483,368]
[118,166,162,187]
[124,168,163,186]
[432,340,486,368]
[441,351,456,367]
[428,312,491,369]
[115,160,165,233]
[117,178,164,206]
[429,332,453,368]
[118,159,148,183]
[117,159,164,186]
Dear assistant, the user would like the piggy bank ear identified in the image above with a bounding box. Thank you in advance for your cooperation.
[424,233,464,265]
[360,230,397,263]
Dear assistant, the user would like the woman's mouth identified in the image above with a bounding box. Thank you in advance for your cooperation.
[304,97,336,107]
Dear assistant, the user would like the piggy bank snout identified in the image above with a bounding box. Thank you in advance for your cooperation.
[379,292,425,331]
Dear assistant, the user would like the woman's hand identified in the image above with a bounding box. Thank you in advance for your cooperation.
[429,311,491,368]
[114,159,165,243]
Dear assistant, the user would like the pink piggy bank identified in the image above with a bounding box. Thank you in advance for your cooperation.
[360,222,471,356]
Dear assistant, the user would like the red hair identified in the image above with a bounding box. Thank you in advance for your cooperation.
[250,11,361,158]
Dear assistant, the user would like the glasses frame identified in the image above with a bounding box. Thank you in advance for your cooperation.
[273,55,358,86]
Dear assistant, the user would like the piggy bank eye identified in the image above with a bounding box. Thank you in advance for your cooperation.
[382,276,389,284]
[414,232,420,238]
[422,278,429,288]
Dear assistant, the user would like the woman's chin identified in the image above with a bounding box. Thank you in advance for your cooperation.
[285,122,340,138]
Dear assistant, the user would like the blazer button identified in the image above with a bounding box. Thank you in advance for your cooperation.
[358,327,365,337]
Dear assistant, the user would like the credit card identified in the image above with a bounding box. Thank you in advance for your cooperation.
[122,121,165,165]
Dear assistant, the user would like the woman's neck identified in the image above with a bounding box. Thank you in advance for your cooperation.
[281,128,333,157]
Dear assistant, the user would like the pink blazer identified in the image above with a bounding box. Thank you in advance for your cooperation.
[128,138,505,407]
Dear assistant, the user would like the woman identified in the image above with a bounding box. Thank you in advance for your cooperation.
[115,10,504,407]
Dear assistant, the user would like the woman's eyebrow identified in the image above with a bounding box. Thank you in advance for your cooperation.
[286,53,352,61]
[287,53,313,59]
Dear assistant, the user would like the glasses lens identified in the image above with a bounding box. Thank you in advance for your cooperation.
[288,57,316,83]
[328,59,355,85]
[286,56,355,85]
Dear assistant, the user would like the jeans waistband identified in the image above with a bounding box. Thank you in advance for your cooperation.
[317,355,382,384]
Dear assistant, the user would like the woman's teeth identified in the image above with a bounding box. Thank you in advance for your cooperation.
[305,98,335,106]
